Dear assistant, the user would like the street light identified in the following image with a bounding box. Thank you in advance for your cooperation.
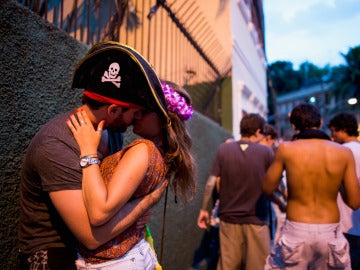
[348,98,358,105]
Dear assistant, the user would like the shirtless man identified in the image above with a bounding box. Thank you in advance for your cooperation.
[262,103,360,269]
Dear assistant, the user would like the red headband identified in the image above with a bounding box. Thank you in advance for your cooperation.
[83,90,144,109]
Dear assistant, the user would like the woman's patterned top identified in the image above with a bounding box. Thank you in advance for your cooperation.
[79,139,167,263]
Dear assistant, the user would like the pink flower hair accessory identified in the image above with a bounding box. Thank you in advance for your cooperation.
[161,82,194,121]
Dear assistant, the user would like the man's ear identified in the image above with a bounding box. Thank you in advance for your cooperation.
[107,104,122,116]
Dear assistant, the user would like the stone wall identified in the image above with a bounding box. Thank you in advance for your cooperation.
[0,1,232,269]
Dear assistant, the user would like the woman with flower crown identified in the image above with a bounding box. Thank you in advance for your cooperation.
[66,81,196,270]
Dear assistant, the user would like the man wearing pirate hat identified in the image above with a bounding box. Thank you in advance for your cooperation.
[18,42,168,270]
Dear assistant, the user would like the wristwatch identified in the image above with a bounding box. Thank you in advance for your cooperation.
[79,156,101,168]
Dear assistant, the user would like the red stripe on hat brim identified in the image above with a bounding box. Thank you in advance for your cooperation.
[83,90,144,110]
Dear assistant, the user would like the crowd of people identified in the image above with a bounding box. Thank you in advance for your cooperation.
[18,41,360,270]
[195,104,360,270]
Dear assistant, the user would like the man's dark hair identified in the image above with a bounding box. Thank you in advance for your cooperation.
[327,112,359,137]
[290,103,321,131]
[240,113,266,137]
[263,124,278,139]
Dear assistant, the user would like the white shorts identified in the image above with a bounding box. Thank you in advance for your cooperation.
[265,220,351,269]
[75,238,159,270]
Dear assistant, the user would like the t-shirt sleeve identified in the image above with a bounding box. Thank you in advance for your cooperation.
[210,147,222,177]
[35,138,82,192]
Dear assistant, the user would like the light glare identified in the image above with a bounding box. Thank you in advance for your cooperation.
[348,98,358,105]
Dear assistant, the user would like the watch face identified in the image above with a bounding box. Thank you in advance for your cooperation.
[80,157,89,167]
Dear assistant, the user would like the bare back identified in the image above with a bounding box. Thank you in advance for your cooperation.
[271,139,360,223]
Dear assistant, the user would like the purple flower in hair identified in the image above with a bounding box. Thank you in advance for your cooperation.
[161,82,194,121]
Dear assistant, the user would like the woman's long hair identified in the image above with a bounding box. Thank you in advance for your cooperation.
[161,81,196,203]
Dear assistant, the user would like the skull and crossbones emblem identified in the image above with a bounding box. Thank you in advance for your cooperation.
[101,62,121,88]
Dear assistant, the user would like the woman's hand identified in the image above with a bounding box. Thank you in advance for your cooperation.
[66,109,105,156]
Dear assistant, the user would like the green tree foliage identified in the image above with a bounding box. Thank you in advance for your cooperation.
[267,61,302,121]
[331,45,360,102]
[268,60,330,96]
[268,61,302,95]
[267,45,360,122]
[267,60,331,123]
[298,61,330,86]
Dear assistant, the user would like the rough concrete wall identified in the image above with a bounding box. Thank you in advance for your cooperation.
[0,0,232,269]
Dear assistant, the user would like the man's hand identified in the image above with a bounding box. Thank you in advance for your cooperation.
[136,180,169,228]
[137,210,152,230]
[197,209,210,229]
[149,179,169,205]
[136,179,168,229]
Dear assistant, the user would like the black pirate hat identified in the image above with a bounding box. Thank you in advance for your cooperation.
[72,41,168,121]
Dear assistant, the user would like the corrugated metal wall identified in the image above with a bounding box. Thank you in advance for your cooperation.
[19,0,232,123]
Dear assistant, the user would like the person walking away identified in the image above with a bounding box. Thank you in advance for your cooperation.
[262,103,360,269]
[197,113,274,270]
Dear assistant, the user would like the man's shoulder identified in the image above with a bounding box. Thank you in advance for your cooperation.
[343,140,360,150]
[26,110,77,160]
[247,142,273,154]
[280,138,339,148]
[278,139,353,160]
[34,111,72,139]
[218,140,237,151]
